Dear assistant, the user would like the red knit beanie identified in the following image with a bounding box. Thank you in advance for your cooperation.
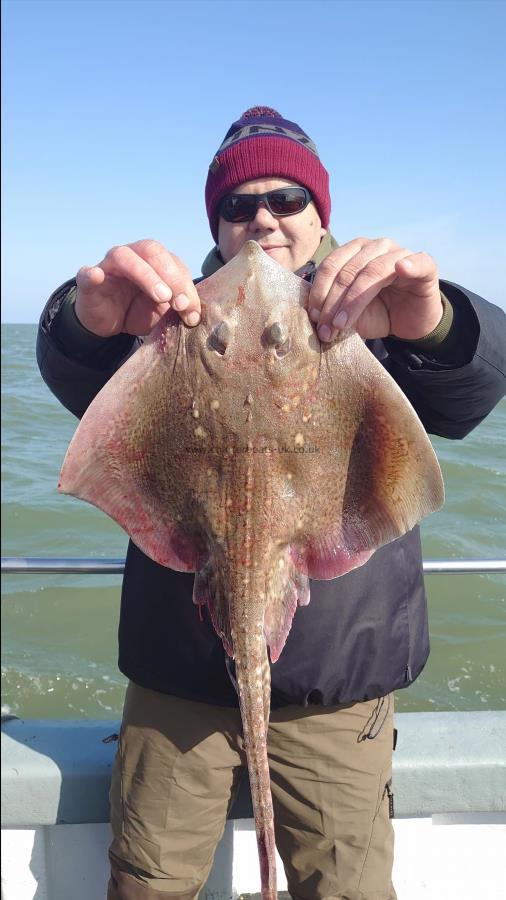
[205,106,331,243]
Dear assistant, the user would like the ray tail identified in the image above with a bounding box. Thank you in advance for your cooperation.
[233,621,277,899]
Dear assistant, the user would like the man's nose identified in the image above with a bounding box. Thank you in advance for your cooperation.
[248,201,277,230]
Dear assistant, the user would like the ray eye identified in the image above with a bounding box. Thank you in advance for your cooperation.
[266,322,291,358]
[208,321,229,355]
[268,322,288,344]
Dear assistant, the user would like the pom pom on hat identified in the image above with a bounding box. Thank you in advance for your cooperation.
[242,106,282,118]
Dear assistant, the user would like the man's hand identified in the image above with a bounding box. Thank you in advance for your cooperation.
[75,239,202,337]
[308,238,443,342]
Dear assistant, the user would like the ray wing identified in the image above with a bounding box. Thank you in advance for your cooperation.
[59,310,206,571]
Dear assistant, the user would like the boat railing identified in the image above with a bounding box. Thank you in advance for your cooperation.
[1,556,506,574]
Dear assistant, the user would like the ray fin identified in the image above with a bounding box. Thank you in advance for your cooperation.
[263,553,310,663]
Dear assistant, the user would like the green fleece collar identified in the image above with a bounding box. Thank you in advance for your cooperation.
[201,231,338,277]
[311,231,339,266]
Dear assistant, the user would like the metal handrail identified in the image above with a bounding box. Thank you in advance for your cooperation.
[1,557,505,575]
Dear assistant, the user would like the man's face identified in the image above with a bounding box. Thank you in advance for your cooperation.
[218,178,326,272]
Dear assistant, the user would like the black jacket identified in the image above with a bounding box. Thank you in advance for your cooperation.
[37,279,506,707]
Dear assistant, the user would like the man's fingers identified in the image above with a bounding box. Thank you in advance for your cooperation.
[395,251,438,283]
[308,237,372,317]
[308,238,399,327]
[172,292,201,327]
[76,265,106,291]
[316,248,411,342]
[100,244,175,304]
[126,239,202,326]
[93,241,200,326]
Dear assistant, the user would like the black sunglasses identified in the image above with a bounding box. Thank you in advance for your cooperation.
[220,187,312,223]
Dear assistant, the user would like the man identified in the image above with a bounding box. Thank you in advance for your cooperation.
[37,107,505,900]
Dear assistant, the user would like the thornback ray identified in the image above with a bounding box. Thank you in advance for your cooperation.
[58,240,444,898]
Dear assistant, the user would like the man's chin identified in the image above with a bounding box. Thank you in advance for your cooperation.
[261,246,293,268]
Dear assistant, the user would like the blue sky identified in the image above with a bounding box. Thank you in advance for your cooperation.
[3,0,505,322]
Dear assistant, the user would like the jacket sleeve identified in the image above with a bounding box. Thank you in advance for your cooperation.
[36,280,142,419]
[379,281,506,439]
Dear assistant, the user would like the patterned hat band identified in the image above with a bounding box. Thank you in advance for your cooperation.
[215,122,319,158]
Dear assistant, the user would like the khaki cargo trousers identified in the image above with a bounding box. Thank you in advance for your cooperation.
[107,682,397,900]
